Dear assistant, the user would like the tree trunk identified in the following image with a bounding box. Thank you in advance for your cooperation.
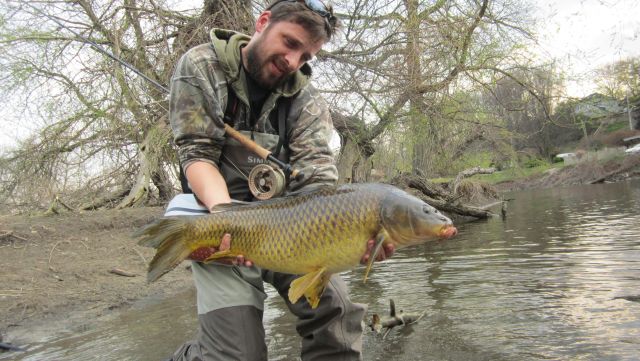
[332,111,375,183]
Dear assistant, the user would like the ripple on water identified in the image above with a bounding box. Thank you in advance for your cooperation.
[3,180,640,361]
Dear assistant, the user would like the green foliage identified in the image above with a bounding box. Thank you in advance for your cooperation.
[452,151,493,170]
[474,162,561,184]
[524,158,547,168]
[594,57,640,99]
[605,120,630,133]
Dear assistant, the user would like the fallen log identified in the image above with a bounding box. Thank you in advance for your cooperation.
[392,174,450,200]
[392,173,497,219]
[452,166,496,194]
[588,157,640,184]
[409,190,495,219]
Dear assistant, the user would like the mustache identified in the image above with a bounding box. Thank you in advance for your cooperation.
[272,56,293,74]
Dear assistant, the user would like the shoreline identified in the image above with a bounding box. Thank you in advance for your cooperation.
[2,159,639,351]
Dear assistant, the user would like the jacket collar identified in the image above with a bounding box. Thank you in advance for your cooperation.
[209,28,311,98]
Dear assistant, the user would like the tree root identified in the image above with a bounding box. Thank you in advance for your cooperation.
[393,173,496,219]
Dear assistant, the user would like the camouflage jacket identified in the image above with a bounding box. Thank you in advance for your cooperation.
[169,29,338,193]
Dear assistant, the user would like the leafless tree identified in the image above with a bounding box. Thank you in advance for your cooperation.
[0,0,252,210]
[1,0,548,211]
[318,0,541,181]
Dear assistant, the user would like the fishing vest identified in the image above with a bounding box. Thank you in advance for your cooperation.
[179,87,293,201]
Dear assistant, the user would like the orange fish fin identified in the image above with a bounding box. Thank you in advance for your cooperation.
[135,217,193,282]
[288,267,329,309]
[363,232,386,283]
[201,249,239,263]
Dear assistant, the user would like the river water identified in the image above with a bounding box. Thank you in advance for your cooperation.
[3,180,640,360]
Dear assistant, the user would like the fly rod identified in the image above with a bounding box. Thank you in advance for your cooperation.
[27,3,304,181]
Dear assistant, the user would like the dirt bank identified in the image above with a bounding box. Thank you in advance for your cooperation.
[0,207,194,347]
[494,155,640,192]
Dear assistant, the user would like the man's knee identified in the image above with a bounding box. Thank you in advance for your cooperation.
[171,306,268,361]
[299,278,366,361]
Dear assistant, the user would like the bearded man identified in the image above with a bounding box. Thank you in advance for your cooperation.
[165,1,393,360]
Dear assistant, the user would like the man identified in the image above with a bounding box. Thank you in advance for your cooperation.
[166,1,393,360]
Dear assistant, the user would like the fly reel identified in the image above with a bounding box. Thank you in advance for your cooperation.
[248,163,286,200]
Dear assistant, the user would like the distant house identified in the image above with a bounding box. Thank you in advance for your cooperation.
[555,152,578,164]
[574,93,624,119]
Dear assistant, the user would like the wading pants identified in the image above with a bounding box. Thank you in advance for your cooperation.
[165,194,367,361]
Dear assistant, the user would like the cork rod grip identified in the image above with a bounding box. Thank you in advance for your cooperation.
[224,124,271,159]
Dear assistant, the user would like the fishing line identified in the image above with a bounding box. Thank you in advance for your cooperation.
[23,2,170,94]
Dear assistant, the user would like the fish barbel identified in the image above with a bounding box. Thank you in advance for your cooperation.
[136,183,457,308]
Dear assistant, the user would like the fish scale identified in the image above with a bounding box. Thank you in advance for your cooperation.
[136,183,457,308]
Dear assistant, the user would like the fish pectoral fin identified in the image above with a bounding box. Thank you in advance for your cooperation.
[288,267,329,309]
[363,232,386,283]
[201,249,239,263]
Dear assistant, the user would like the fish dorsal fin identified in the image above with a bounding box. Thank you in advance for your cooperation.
[208,200,251,213]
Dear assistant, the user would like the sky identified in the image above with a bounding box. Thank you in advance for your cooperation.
[532,0,640,97]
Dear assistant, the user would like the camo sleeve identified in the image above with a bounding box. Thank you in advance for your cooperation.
[287,86,339,192]
[169,44,227,171]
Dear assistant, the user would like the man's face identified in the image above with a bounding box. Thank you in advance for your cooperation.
[244,13,325,89]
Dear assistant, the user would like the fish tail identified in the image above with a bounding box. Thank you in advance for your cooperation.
[135,217,194,282]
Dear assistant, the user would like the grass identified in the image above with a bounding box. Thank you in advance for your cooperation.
[605,119,630,133]
[472,162,564,184]
[428,162,564,185]
[430,177,454,184]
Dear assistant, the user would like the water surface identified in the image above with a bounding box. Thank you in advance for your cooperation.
[3,180,640,360]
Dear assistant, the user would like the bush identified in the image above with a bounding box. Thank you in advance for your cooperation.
[524,158,547,168]
[598,129,640,147]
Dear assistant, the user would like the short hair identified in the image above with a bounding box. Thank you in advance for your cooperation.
[266,0,340,42]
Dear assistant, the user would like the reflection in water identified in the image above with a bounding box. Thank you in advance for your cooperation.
[3,180,640,360]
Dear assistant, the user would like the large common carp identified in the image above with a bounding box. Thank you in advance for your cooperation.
[136,183,457,308]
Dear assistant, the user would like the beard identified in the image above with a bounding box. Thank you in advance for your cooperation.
[245,38,293,90]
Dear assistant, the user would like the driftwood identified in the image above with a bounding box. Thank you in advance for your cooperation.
[392,173,496,219]
[0,230,29,244]
[44,195,74,215]
[452,166,496,194]
[0,341,26,352]
[80,187,131,210]
[109,268,137,277]
[369,299,426,339]
[588,157,640,184]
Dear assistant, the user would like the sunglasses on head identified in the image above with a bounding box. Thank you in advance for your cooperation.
[269,0,333,20]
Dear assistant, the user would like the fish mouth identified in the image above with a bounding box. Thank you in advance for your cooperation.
[438,225,458,238]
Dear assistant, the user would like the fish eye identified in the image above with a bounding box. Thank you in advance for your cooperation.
[422,205,432,214]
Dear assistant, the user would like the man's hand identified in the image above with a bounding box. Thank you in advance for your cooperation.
[360,239,395,265]
[188,233,253,267]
